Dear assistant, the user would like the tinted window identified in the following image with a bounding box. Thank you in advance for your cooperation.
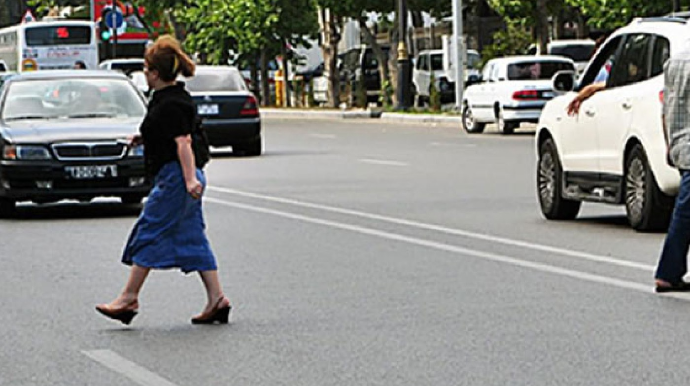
[507,61,575,80]
[549,44,595,62]
[430,54,443,71]
[363,47,390,70]
[0,62,6,72]
[25,26,91,46]
[111,62,144,75]
[467,52,481,69]
[651,36,670,78]
[185,69,248,92]
[609,34,652,88]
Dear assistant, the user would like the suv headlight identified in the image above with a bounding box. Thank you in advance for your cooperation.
[3,145,52,160]
[128,144,144,157]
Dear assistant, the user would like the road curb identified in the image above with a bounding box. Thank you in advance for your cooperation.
[261,108,460,125]
[261,108,380,120]
[379,113,462,125]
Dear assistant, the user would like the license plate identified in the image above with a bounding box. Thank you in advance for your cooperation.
[542,91,555,98]
[65,165,118,179]
[198,104,219,115]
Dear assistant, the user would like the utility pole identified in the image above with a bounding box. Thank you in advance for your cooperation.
[396,0,411,110]
[452,0,464,110]
[673,0,681,13]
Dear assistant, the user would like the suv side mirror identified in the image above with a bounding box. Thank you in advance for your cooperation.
[466,74,482,86]
[552,70,577,93]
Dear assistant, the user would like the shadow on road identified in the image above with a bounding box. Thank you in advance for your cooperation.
[3,202,142,221]
[573,215,667,234]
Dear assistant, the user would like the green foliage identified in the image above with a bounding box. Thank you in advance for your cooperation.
[565,0,672,29]
[379,79,393,109]
[480,21,532,65]
[429,72,440,112]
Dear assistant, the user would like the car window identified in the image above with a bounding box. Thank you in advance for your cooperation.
[2,78,146,120]
[0,62,6,72]
[580,35,623,88]
[548,44,595,62]
[430,54,443,71]
[609,34,652,88]
[507,61,575,80]
[651,35,670,78]
[185,69,248,92]
[467,52,481,69]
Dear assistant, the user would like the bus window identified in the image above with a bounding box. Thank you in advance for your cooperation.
[25,26,92,46]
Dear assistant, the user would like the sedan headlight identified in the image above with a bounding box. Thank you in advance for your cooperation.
[2,145,52,160]
[128,144,144,157]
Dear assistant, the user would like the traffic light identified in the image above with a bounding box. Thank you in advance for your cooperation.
[98,14,111,42]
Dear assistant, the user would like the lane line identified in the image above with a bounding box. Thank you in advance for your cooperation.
[82,350,179,386]
[206,187,654,272]
[309,134,337,139]
[204,196,679,297]
[358,158,409,167]
[430,142,477,147]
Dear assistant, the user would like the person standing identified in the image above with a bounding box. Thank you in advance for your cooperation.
[96,35,232,323]
[655,46,690,292]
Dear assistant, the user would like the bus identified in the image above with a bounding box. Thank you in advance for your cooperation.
[0,20,98,72]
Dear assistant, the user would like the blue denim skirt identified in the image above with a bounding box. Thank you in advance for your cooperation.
[122,162,217,273]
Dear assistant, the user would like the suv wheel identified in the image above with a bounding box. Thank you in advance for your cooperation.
[462,104,485,133]
[537,138,581,220]
[0,198,16,218]
[625,144,673,231]
[497,109,517,135]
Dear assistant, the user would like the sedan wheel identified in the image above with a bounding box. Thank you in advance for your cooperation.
[537,138,580,220]
[625,144,673,231]
[462,105,485,133]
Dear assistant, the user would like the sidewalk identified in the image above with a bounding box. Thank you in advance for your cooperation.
[261,108,462,126]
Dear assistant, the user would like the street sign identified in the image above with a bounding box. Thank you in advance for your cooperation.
[21,10,36,24]
[104,9,124,29]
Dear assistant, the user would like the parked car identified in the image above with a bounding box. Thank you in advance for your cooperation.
[0,70,151,216]
[413,50,455,105]
[184,65,262,156]
[462,55,576,134]
[413,49,481,106]
[98,58,145,76]
[340,45,391,105]
[536,18,680,231]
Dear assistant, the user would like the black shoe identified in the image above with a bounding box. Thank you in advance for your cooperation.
[655,281,690,293]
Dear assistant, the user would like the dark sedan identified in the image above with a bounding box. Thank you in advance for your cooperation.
[185,66,262,156]
[0,71,150,216]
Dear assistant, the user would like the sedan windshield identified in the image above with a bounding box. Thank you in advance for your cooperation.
[507,61,575,81]
[185,70,248,92]
[2,78,146,121]
[549,44,595,62]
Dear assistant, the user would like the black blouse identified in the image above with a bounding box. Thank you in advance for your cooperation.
[139,82,197,178]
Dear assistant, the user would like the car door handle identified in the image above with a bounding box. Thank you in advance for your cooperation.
[622,101,632,110]
[584,109,595,117]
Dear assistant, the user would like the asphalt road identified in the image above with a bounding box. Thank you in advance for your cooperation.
[1,118,687,385]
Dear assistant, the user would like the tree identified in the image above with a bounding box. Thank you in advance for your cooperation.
[566,0,673,29]
[486,0,565,54]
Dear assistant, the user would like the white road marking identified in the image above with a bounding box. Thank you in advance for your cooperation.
[309,133,337,139]
[358,158,409,167]
[205,196,682,297]
[430,142,477,147]
[82,350,179,386]
[206,186,654,272]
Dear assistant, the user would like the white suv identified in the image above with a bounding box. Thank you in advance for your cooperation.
[536,18,683,231]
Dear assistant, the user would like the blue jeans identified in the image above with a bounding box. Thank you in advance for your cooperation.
[656,170,690,283]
